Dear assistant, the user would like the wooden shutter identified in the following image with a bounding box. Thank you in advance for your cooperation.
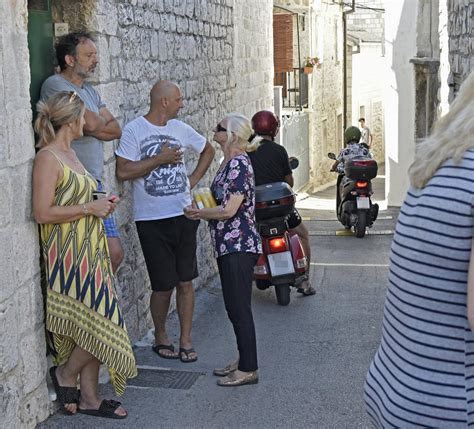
[273,13,293,73]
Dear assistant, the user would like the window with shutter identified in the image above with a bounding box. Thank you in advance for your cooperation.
[273,13,293,73]
[273,10,307,110]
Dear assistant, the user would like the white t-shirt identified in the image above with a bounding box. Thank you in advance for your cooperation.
[116,116,206,221]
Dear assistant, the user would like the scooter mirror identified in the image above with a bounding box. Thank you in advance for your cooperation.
[327,152,336,160]
[289,157,299,170]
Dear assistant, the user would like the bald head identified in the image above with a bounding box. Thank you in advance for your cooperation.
[150,80,179,106]
[147,80,184,121]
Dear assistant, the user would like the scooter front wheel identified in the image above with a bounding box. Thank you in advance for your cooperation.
[355,210,367,238]
[274,285,291,306]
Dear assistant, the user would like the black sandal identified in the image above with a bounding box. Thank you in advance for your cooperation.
[152,344,179,359]
[49,366,79,415]
[179,347,198,363]
[78,399,127,419]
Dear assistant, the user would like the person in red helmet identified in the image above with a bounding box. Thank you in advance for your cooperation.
[248,110,315,296]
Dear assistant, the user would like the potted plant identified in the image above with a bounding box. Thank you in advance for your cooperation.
[303,56,321,74]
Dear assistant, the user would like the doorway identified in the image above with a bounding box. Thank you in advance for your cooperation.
[27,0,55,120]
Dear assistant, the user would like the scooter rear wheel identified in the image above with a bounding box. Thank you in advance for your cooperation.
[355,210,367,238]
[275,285,291,306]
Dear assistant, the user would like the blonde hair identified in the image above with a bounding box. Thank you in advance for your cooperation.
[34,91,84,148]
[223,113,263,152]
[409,70,474,188]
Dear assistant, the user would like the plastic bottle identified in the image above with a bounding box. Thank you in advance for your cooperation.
[193,190,205,209]
[202,187,217,208]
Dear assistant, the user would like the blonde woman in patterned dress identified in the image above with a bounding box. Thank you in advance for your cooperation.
[33,91,137,419]
[184,113,263,386]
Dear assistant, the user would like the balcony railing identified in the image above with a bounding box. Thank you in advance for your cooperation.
[274,68,309,110]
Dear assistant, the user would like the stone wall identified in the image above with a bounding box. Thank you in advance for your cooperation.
[347,0,385,42]
[1,1,273,427]
[233,1,274,117]
[447,0,474,97]
[310,2,344,189]
[0,2,50,428]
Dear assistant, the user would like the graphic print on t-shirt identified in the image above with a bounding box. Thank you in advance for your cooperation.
[141,134,187,197]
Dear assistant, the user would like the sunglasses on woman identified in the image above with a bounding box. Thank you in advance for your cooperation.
[216,124,227,132]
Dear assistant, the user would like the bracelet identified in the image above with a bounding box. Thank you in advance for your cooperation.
[82,204,89,215]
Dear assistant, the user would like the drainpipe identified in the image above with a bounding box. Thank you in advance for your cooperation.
[296,14,302,111]
[342,0,355,131]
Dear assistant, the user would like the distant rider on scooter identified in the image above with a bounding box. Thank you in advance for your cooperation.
[330,126,371,210]
[248,110,315,296]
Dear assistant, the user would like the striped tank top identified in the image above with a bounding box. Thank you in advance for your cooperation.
[365,149,474,427]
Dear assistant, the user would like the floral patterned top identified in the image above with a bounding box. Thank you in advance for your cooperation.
[209,154,262,258]
[336,143,371,173]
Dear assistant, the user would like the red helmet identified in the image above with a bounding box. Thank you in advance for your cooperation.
[251,110,280,138]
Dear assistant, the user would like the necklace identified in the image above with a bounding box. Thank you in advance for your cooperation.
[49,144,84,168]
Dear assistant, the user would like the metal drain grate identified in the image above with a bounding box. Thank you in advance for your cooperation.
[129,367,204,390]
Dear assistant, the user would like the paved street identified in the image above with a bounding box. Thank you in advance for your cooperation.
[40,172,397,429]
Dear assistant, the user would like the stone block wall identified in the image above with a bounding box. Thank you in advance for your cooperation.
[233,1,273,117]
[347,0,385,42]
[447,0,474,93]
[0,2,50,428]
[310,3,344,189]
[1,1,273,427]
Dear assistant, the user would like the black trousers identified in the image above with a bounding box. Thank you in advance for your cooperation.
[217,252,259,372]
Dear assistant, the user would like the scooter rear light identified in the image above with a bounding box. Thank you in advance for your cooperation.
[352,160,375,167]
[268,237,288,253]
[279,196,296,205]
[254,265,268,275]
[255,196,295,209]
[296,257,307,269]
[356,181,368,188]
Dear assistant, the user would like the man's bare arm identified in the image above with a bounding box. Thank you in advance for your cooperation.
[188,142,215,189]
[83,107,121,141]
[116,143,182,181]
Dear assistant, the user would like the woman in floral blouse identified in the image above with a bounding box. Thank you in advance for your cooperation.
[184,113,263,387]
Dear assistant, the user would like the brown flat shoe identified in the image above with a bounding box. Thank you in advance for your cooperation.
[296,285,316,296]
[213,361,238,377]
[217,371,258,387]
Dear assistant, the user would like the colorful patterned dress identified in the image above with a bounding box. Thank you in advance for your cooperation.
[40,155,137,395]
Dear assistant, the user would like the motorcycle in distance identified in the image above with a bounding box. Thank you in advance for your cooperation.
[253,157,309,306]
[327,152,379,238]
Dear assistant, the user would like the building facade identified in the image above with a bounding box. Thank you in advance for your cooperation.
[384,0,472,206]
[272,0,345,191]
[348,0,386,164]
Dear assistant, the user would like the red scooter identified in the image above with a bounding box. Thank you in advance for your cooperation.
[253,182,308,305]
